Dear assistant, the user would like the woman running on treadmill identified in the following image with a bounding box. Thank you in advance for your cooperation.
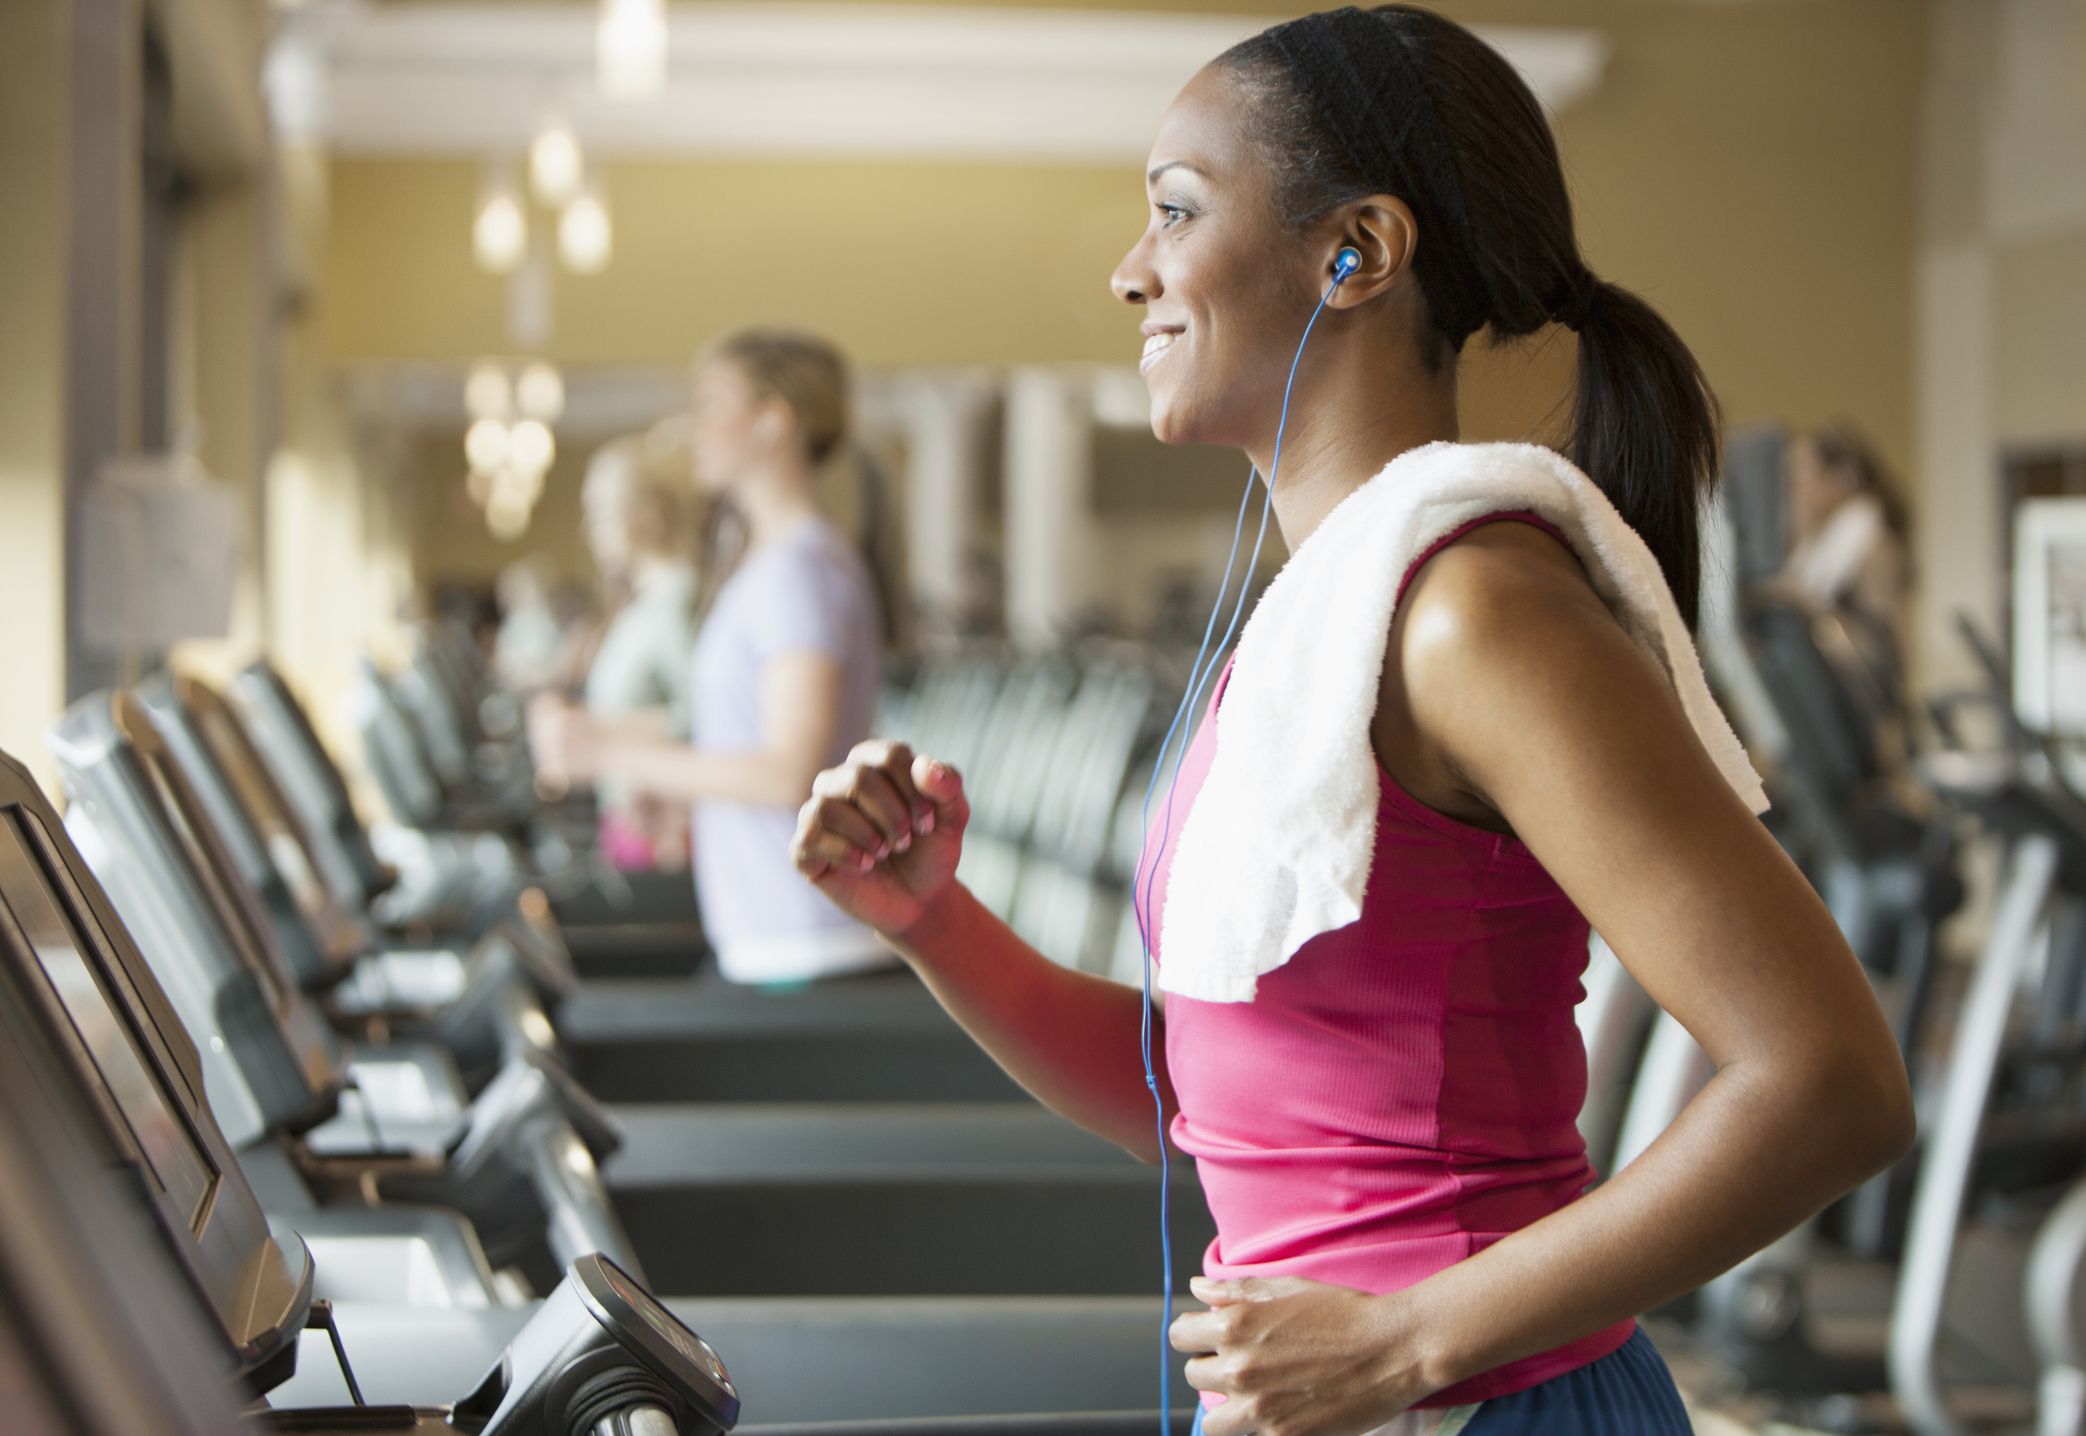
[1778,419,1915,702]
[532,329,895,985]
[572,432,703,872]
[790,8,1913,1433]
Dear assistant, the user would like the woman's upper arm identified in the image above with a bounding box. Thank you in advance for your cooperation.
[761,652,846,797]
[1393,539,1895,1088]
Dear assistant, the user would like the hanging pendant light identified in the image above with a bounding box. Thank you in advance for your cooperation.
[473,165,527,274]
[517,363,565,423]
[530,115,585,208]
[559,183,613,275]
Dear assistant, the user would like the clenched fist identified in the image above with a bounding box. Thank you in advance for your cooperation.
[791,740,970,938]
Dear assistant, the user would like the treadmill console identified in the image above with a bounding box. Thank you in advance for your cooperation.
[460,1253,739,1436]
[234,660,398,907]
[49,691,349,1139]
[0,811,220,1229]
[0,750,313,1389]
[139,671,367,988]
[0,933,249,1435]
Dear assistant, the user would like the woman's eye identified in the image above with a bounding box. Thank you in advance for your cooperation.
[1157,203,1192,227]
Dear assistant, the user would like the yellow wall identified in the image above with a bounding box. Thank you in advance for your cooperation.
[0,0,71,788]
[320,0,1923,479]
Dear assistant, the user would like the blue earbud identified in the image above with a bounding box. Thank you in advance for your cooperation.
[1334,246,1362,280]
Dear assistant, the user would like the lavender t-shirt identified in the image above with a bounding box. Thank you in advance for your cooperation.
[689,517,890,982]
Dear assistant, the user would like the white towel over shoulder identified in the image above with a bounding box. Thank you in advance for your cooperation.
[1158,440,1769,1004]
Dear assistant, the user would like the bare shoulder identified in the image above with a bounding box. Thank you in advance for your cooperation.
[1396,524,1621,679]
[1383,522,1684,782]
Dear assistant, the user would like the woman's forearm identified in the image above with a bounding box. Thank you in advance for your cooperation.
[1400,1051,1913,1395]
[592,729,816,808]
[891,883,1179,1160]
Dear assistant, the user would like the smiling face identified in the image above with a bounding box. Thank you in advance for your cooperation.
[1110,65,1329,449]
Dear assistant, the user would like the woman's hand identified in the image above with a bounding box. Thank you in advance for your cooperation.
[790,740,969,938]
[527,694,597,789]
[1171,1276,1441,1436]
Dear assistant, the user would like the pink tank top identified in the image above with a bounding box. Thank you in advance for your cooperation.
[1146,513,1634,1408]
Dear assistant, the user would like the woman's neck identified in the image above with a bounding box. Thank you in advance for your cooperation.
[1249,352,1461,552]
[734,463,821,549]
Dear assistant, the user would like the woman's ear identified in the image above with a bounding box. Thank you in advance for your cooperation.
[752,398,792,450]
[1324,195,1419,310]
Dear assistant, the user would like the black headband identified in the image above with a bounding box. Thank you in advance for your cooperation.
[1264,6,1493,344]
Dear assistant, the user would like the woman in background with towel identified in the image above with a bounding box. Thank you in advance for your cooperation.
[790,7,1910,1433]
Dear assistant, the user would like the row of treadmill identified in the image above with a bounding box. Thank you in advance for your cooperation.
[14,422,2086,1434]
[0,646,1218,1434]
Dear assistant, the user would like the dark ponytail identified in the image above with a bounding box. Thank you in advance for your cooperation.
[1567,283,1721,629]
[1219,5,1722,629]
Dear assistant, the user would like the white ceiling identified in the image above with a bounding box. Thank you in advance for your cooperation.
[271,2,1609,164]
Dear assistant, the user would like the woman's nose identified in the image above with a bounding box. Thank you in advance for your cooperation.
[1110,241,1159,306]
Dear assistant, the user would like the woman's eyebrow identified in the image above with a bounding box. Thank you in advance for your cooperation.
[1147,160,1208,186]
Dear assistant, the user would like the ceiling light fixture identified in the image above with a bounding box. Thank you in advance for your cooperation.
[465,417,512,472]
[465,362,513,421]
[487,492,533,541]
[558,186,613,275]
[598,0,667,99]
[473,166,527,274]
[517,363,565,423]
[509,418,557,475]
[529,115,584,207]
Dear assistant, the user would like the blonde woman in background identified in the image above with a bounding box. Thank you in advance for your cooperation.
[492,558,571,696]
[569,430,705,871]
[531,330,893,984]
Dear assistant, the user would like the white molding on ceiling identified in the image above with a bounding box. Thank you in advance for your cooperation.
[271,2,1609,165]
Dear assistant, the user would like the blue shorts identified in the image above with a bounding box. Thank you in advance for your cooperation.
[1191,1326,1692,1435]
[1463,1328,1692,1433]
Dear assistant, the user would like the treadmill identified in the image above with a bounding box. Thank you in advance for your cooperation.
[138,669,565,1088]
[0,744,1194,1424]
[100,678,1220,1298]
[235,659,579,999]
[232,662,1016,1107]
[0,766,747,1433]
[49,690,645,1295]
[0,1105,250,1435]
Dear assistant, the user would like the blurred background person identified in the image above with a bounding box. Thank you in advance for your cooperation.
[531,329,894,985]
[1781,420,1914,681]
[575,429,704,872]
[1774,419,1918,765]
[491,558,570,696]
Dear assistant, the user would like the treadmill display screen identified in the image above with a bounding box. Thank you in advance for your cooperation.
[0,813,217,1232]
[195,697,334,924]
[602,1260,735,1391]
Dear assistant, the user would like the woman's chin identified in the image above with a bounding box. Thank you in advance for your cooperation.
[1146,397,1203,447]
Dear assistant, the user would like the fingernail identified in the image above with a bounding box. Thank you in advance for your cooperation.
[858,853,874,873]
[896,834,912,853]
[878,842,892,859]
[921,812,936,834]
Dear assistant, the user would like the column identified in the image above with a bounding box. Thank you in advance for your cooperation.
[1002,367,1098,646]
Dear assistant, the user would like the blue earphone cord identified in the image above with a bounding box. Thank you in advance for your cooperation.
[1129,260,1353,1432]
